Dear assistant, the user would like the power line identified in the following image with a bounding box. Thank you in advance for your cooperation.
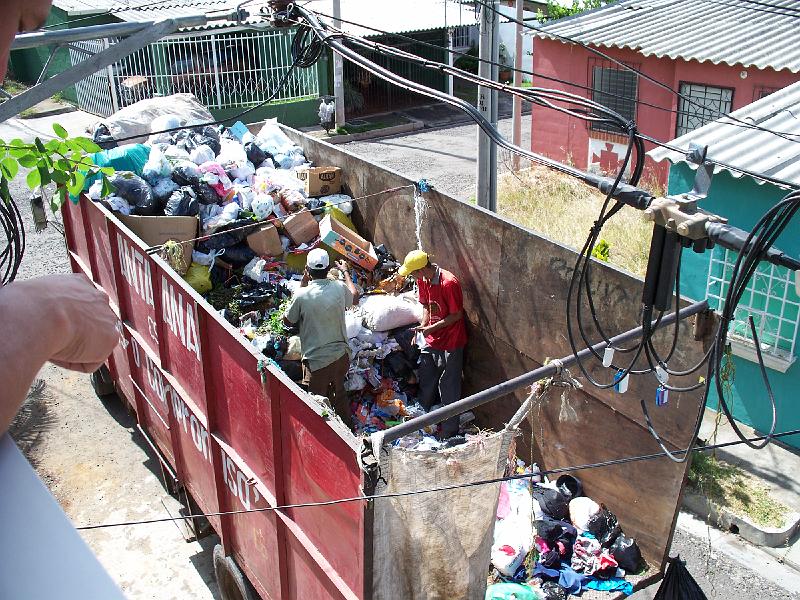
[74,425,800,531]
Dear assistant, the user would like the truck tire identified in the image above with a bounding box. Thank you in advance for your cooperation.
[89,365,116,398]
[213,544,256,600]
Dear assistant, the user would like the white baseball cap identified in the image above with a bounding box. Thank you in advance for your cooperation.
[306,248,330,270]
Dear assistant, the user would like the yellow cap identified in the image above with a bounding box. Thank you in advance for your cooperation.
[398,250,429,276]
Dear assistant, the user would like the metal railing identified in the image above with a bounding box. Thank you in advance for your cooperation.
[70,27,319,117]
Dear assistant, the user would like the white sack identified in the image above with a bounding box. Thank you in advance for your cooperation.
[359,294,423,332]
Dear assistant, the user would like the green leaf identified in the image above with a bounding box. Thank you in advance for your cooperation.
[100,174,115,198]
[45,139,61,152]
[18,154,37,167]
[52,123,69,139]
[0,177,10,203]
[1,157,18,180]
[73,137,101,153]
[34,138,47,154]
[67,171,86,196]
[51,170,69,185]
[56,158,71,171]
[9,144,29,159]
[9,138,26,148]
[100,166,115,176]
[26,168,41,189]
[38,166,51,186]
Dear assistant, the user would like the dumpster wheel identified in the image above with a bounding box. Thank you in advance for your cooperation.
[213,545,256,600]
[89,365,116,398]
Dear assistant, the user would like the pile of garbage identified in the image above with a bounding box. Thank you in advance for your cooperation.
[85,100,469,442]
[486,463,644,599]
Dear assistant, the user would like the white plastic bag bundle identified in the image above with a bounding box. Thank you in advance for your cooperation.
[148,114,181,145]
[87,180,103,200]
[256,118,295,155]
[203,202,239,231]
[142,145,172,184]
[285,336,302,361]
[164,145,191,161]
[346,311,368,339]
[359,294,423,332]
[320,193,353,214]
[243,257,268,283]
[491,480,534,577]
[217,138,248,166]
[251,194,275,221]
[190,144,216,165]
[97,94,212,144]
[274,147,306,169]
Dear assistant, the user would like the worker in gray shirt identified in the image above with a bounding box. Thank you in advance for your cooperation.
[284,249,358,423]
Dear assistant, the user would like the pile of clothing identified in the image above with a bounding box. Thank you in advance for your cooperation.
[487,464,644,599]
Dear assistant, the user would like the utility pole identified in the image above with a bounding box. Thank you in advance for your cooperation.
[332,0,346,130]
[476,0,498,212]
[511,0,524,171]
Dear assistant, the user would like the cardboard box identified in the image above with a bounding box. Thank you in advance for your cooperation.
[247,222,283,257]
[296,166,342,197]
[119,214,197,275]
[319,214,379,271]
[282,210,320,245]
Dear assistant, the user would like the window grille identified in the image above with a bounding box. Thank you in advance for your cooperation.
[706,246,799,370]
[451,25,472,50]
[676,82,733,137]
[753,86,779,102]
[588,59,638,134]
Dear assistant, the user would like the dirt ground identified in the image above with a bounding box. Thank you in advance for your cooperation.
[7,174,220,599]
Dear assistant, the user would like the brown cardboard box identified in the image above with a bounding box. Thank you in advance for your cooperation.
[319,214,379,271]
[296,166,342,197]
[247,222,283,257]
[118,215,197,275]
[282,211,320,245]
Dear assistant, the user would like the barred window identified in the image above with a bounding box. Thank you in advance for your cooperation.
[676,82,733,137]
[589,59,638,134]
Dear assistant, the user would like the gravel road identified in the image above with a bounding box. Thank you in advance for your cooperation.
[3,110,799,599]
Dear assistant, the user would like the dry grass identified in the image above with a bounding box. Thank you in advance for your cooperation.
[689,452,789,528]
[497,165,653,277]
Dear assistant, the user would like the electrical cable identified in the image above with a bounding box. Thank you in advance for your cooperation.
[0,195,26,285]
[73,424,800,531]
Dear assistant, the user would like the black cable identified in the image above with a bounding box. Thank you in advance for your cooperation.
[73,424,800,531]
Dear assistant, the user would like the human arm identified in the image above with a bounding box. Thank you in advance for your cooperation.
[0,274,119,436]
[335,260,359,306]
[418,309,463,334]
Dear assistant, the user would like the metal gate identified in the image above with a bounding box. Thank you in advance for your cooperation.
[69,39,118,117]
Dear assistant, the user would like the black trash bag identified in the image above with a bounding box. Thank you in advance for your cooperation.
[199,218,260,250]
[172,163,202,187]
[193,181,220,205]
[244,141,267,166]
[384,351,415,380]
[392,326,421,364]
[531,486,570,521]
[609,534,643,573]
[92,123,117,149]
[539,549,562,569]
[278,359,303,382]
[540,582,567,600]
[556,475,583,500]
[111,172,158,215]
[210,242,255,267]
[193,125,221,156]
[306,198,326,216]
[164,187,199,217]
[653,556,708,600]
[586,507,622,547]
[535,516,577,545]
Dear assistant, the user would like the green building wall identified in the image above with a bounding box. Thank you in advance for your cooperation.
[668,162,800,449]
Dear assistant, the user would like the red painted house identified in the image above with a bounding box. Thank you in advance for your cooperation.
[529,0,800,185]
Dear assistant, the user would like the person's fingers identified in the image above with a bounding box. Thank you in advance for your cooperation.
[50,359,104,373]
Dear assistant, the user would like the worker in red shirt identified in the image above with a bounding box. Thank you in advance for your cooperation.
[398,250,467,438]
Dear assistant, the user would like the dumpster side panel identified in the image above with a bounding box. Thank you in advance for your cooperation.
[285,129,707,572]
[115,232,160,360]
[280,384,365,598]
[86,205,119,307]
[62,198,92,274]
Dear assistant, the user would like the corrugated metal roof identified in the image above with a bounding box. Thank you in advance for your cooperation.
[534,0,800,74]
[53,0,477,34]
[648,80,800,187]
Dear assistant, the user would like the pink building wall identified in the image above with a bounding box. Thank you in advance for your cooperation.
[530,38,800,185]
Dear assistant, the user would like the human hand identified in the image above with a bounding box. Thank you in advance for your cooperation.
[335,259,350,273]
[41,274,119,372]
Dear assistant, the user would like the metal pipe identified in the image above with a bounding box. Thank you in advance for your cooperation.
[380,299,710,444]
[14,22,170,50]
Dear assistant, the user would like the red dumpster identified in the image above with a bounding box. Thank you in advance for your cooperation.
[62,125,711,600]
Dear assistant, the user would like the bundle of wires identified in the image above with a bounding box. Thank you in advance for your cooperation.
[0,194,25,285]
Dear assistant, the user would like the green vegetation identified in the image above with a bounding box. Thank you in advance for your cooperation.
[591,239,610,262]
[497,166,651,276]
[454,45,479,75]
[1,80,27,95]
[537,0,615,22]
[688,452,789,528]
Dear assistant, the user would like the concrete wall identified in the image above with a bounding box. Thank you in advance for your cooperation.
[283,125,712,572]
[496,5,535,79]
[530,38,800,186]
[668,163,800,450]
